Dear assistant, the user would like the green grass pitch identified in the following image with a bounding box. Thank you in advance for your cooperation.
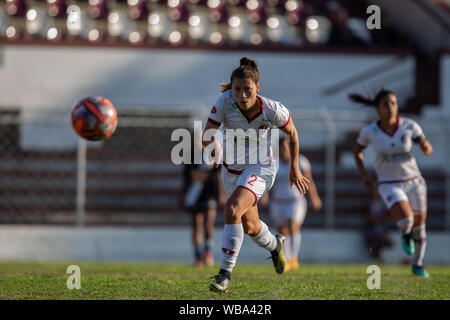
[0,262,448,300]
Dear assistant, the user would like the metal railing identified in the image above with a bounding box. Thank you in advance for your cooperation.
[1,106,448,229]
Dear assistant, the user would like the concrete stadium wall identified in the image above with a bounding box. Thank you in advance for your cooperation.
[0,46,414,112]
[0,225,448,264]
[0,46,415,152]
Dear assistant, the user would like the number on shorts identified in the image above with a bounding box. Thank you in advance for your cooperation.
[248,175,258,186]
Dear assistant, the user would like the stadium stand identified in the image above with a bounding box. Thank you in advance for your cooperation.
[0,0,396,47]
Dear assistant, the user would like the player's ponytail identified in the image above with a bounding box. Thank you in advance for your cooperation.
[239,57,259,73]
[348,88,395,108]
[220,82,232,92]
[220,57,260,92]
[348,93,376,107]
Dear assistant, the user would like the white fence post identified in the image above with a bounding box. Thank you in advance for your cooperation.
[318,108,336,229]
[76,137,87,227]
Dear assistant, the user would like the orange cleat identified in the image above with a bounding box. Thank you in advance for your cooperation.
[290,258,300,270]
[284,259,292,272]
[195,259,204,268]
[204,251,214,267]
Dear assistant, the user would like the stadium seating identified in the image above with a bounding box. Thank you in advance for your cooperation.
[0,0,381,47]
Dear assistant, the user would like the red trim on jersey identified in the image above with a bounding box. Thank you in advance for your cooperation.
[223,163,243,175]
[237,185,258,203]
[237,96,264,124]
[207,118,221,127]
[278,114,291,129]
[257,96,264,113]
[377,176,419,185]
[377,117,400,137]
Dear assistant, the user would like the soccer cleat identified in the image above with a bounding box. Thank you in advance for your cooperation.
[270,234,286,274]
[290,258,300,270]
[204,251,214,267]
[401,233,415,255]
[412,265,430,278]
[209,273,230,293]
[194,259,204,268]
[284,259,292,272]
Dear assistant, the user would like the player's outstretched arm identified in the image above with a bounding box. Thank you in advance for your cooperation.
[354,143,372,189]
[280,119,310,194]
[419,139,433,156]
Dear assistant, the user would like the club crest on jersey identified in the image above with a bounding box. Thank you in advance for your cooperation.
[231,103,238,111]
[211,106,217,114]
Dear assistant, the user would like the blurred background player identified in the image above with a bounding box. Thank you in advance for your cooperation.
[268,135,322,271]
[183,130,224,268]
[202,57,310,293]
[363,186,393,263]
[352,89,433,278]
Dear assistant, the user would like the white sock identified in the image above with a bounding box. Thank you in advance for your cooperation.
[220,224,244,272]
[283,236,291,261]
[396,216,414,234]
[412,224,427,266]
[250,220,277,252]
[291,231,301,260]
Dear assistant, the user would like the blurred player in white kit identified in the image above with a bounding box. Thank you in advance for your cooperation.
[352,89,433,278]
[268,135,322,271]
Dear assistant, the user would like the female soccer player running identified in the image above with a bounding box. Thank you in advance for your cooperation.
[202,57,310,293]
[352,89,433,278]
[269,136,322,271]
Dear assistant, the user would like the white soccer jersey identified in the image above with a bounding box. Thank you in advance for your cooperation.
[356,117,426,182]
[271,155,311,202]
[207,90,291,172]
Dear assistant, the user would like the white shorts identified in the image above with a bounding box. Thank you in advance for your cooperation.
[221,161,277,203]
[269,200,307,227]
[377,176,427,214]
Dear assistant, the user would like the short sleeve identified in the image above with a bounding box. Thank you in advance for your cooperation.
[356,126,370,147]
[410,120,425,144]
[299,155,311,172]
[267,101,291,128]
[207,94,226,127]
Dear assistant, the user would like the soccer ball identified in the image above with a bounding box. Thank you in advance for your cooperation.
[71,96,118,141]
